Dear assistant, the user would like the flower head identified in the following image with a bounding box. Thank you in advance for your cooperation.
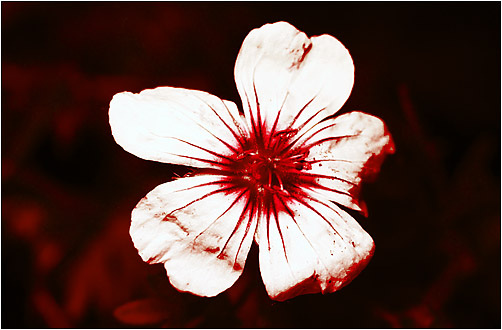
[109,22,394,301]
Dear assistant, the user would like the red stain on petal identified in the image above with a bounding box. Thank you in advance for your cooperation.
[205,246,221,254]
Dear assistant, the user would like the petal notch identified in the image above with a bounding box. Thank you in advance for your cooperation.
[130,175,257,297]
[255,193,374,301]
[234,21,354,139]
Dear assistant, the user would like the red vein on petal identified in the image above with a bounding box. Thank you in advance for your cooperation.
[242,87,261,149]
[281,169,358,187]
[218,99,248,147]
[294,124,341,149]
[285,94,317,131]
[168,96,242,155]
[168,153,226,167]
[190,94,247,150]
[232,196,258,268]
[200,129,240,155]
[267,91,290,147]
[276,194,330,272]
[263,197,272,251]
[166,137,233,161]
[289,190,343,240]
[168,184,240,216]
[193,188,249,246]
[164,97,235,152]
[277,107,326,154]
[269,129,298,154]
[326,205,359,251]
[301,181,356,199]
[252,79,265,147]
[302,135,359,150]
[302,186,362,212]
[217,191,253,265]
[305,159,359,165]
[170,177,233,194]
[271,195,289,264]
[294,107,325,133]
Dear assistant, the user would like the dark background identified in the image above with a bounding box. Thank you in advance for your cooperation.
[2,2,500,328]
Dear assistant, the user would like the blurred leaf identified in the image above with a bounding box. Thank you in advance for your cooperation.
[63,211,150,323]
[113,297,179,326]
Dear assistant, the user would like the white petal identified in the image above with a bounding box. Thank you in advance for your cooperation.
[255,193,374,301]
[130,174,257,297]
[109,87,248,168]
[299,111,395,213]
[234,21,354,139]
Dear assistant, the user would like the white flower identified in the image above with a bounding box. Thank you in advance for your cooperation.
[109,21,394,301]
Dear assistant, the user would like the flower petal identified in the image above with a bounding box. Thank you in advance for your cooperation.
[300,111,395,213]
[255,192,374,301]
[109,87,248,168]
[234,21,354,139]
[130,174,257,297]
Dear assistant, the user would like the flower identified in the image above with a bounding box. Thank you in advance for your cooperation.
[109,21,394,301]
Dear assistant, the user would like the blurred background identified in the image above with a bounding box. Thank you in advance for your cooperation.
[2,2,500,328]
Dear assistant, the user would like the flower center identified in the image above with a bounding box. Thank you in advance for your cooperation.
[233,151,283,192]
[224,133,312,200]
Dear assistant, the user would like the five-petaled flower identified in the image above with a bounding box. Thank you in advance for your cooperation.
[109,21,394,301]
